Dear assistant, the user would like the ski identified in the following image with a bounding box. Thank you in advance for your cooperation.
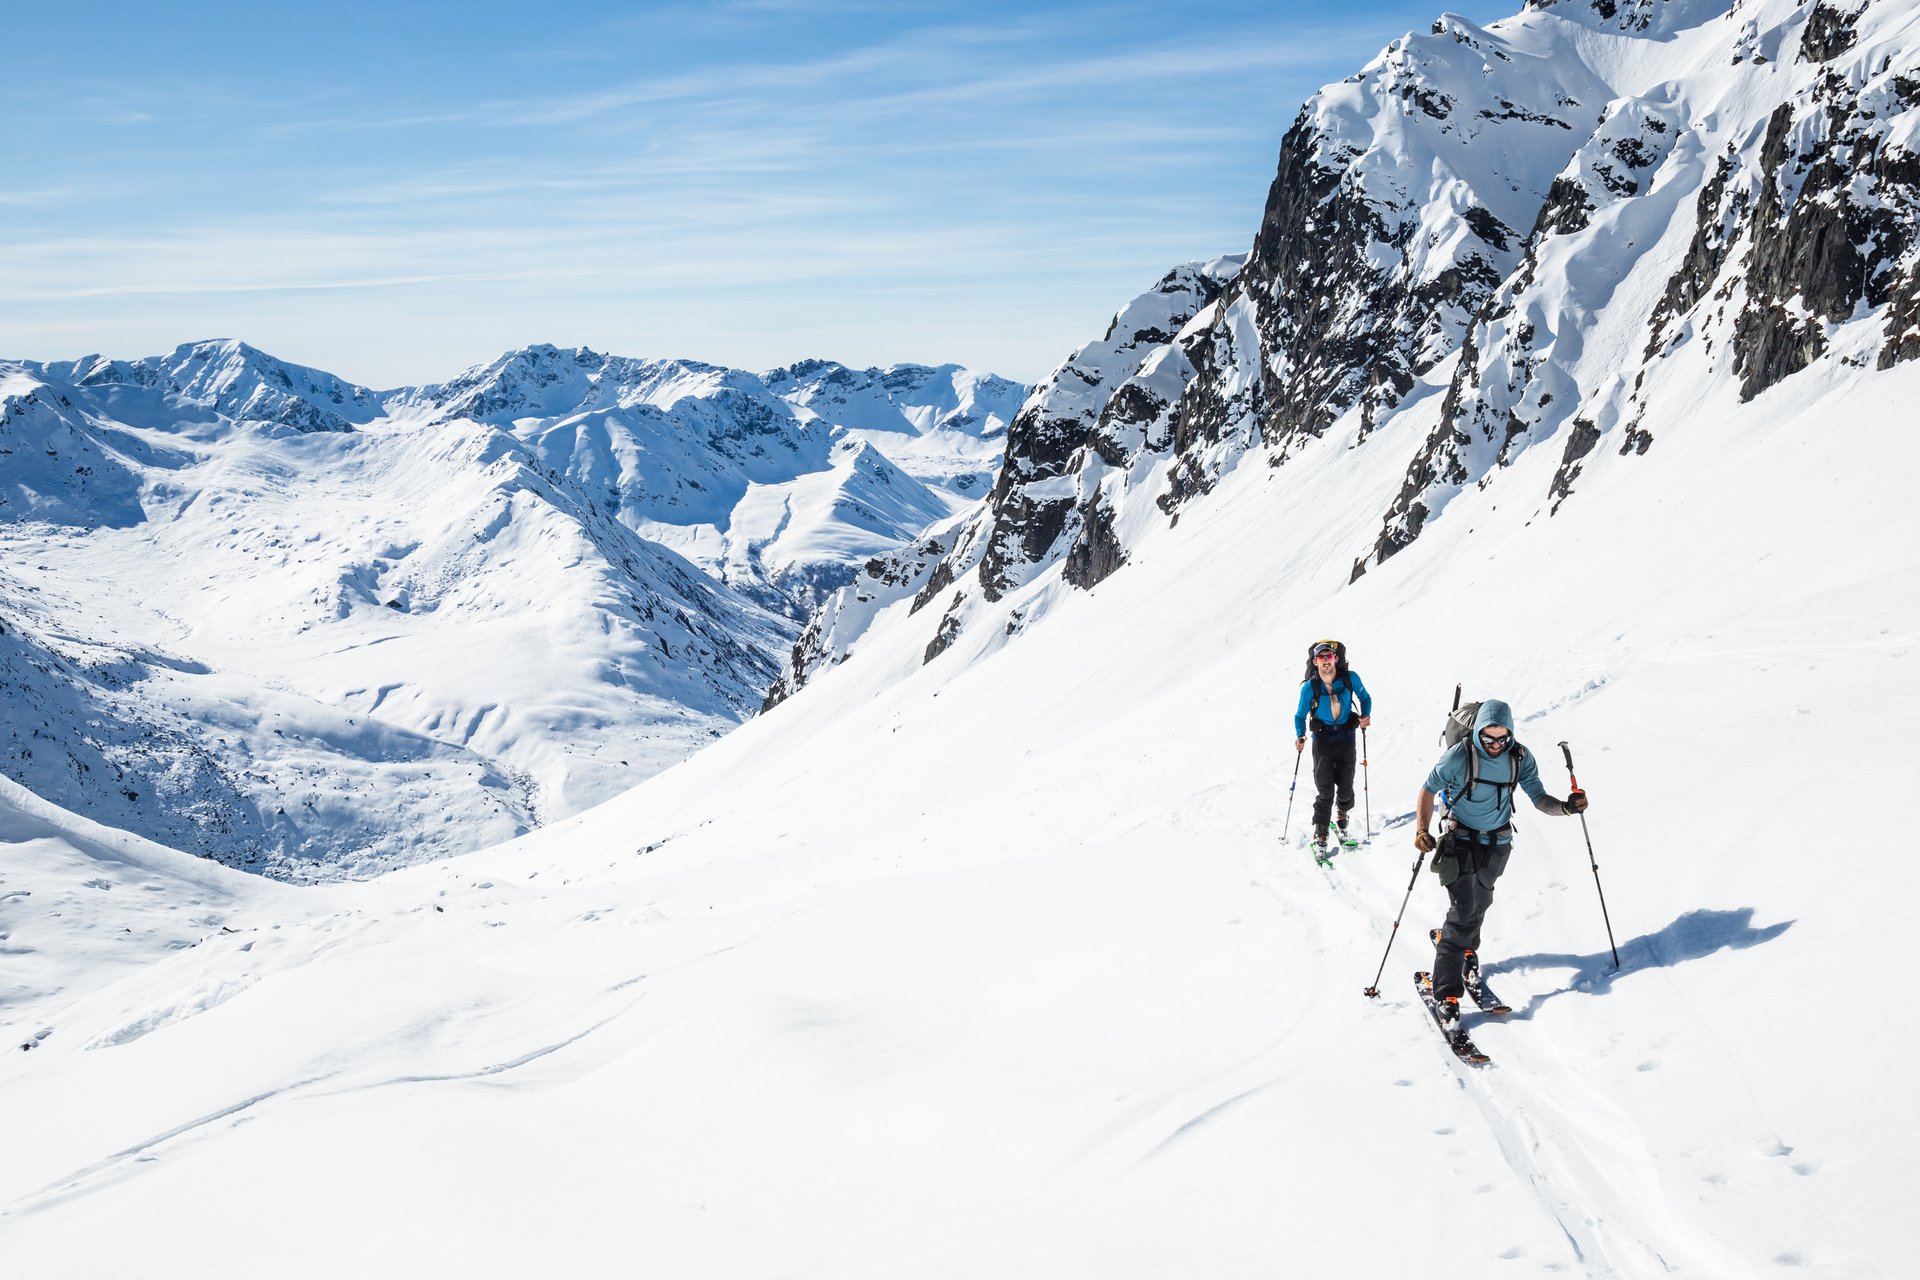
[1466,960,1512,1016]
[1414,971,1490,1065]
[1331,823,1362,850]
[1427,929,1511,1015]
[1309,838,1336,869]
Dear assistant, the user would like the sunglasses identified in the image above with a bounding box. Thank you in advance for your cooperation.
[1478,730,1511,750]
[1313,650,1339,660]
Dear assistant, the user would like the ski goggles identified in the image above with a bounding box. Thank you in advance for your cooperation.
[1478,730,1512,751]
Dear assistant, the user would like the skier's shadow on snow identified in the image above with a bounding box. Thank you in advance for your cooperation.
[1485,907,1793,1019]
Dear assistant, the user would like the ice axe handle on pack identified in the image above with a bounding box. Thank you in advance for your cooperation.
[1558,740,1620,971]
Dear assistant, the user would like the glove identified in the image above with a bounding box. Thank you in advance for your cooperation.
[1566,789,1589,814]
[1295,737,1306,754]
[1414,829,1436,853]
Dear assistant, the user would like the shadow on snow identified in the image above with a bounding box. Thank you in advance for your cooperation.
[1484,906,1793,1020]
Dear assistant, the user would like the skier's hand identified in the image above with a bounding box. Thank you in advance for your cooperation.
[1414,829,1436,853]
[1359,715,1371,728]
[1566,789,1588,814]
[1295,737,1306,753]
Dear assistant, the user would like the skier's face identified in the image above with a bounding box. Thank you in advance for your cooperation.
[1478,727,1511,755]
[1314,653,1337,673]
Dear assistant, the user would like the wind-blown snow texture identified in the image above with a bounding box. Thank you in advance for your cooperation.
[5,1,1919,1274]
[1,341,1022,876]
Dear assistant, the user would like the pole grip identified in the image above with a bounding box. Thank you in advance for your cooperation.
[1557,740,1581,790]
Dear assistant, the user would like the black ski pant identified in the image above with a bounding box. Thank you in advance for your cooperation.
[1431,829,1513,1001]
[1310,730,1357,833]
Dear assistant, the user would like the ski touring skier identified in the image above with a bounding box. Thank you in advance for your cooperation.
[1413,698,1588,1032]
[1293,640,1372,859]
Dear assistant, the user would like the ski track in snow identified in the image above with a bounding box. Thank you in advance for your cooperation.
[1217,785,1818,1278]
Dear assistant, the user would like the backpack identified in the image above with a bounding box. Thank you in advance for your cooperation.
[1302,640,1353,725]
[1441,694,1526,811]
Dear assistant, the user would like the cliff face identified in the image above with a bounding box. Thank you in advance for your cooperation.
[768,0,1920,700]
[763,258,1241,701]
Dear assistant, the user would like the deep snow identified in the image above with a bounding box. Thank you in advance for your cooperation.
[3,315,1912,1276]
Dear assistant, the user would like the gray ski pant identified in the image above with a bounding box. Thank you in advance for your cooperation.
[1431,828,1513,1001]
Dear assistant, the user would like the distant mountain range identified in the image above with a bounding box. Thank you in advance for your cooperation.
[0,341,1026,876]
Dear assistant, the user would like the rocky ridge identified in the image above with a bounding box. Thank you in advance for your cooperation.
[769,0,1920,698]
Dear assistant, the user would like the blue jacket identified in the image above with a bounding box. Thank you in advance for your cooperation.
[1294,670,1372,738]
[1422,699,1549,836]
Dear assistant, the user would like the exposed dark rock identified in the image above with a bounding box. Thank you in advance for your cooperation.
[1061,495,1127,590]
[923,593,966,663]
[1733,85,1918,399]
[959,260,1234,602]
[1537,175,1596,237]
[1463,206,1515,254]
[1548,417,1602,510]
[1799,1,1862,65]
[978,485,1077,602]
[1646,154,1747,359]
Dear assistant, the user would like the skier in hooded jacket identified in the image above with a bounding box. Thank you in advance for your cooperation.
[1413,699,1588,1022]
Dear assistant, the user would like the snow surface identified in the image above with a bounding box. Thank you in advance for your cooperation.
[2,344,1023,875]
[7,0,1919,1272]
[4,303,1913,1274]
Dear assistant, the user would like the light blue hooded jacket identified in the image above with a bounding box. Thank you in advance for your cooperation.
[1422,699,1562,836]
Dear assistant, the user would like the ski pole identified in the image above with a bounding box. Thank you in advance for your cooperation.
[1281,741,1304,839]
[1558,740,1620,970]
[1363,848,1426,998]
[1361,726,1372,842]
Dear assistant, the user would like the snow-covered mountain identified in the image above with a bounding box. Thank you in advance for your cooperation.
[775,0,1920,692]
[5,2,1920,1273]
[1,341,1024,876]
[391,344,1023,615]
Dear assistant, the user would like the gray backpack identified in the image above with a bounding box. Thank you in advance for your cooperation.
[1441,695,1525,807]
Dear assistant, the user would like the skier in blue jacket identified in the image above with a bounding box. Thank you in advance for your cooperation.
[1293,641,1372,855]
[1412,699,1588,1023]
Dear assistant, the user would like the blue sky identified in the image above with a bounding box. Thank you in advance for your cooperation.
[3,0,1516,387]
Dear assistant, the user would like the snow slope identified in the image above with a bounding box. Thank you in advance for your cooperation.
[7,0,1917,1271]
[2,288,1912,1275]
[2,344,1022,875]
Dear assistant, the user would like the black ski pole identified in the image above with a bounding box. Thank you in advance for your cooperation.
[1281,741,1304,839]
[1363,847,1426,998]
[1558,740,1620,970]
[1361,726,1372,842]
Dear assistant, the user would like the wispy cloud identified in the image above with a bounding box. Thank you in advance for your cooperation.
[0,186,84,207]
[3,0,1499,383]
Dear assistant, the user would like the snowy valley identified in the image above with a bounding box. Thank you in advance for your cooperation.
[4,0,1919,1275]
[0,344,1022,875]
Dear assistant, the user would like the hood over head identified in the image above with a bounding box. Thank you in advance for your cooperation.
[1472,699,1516,756]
